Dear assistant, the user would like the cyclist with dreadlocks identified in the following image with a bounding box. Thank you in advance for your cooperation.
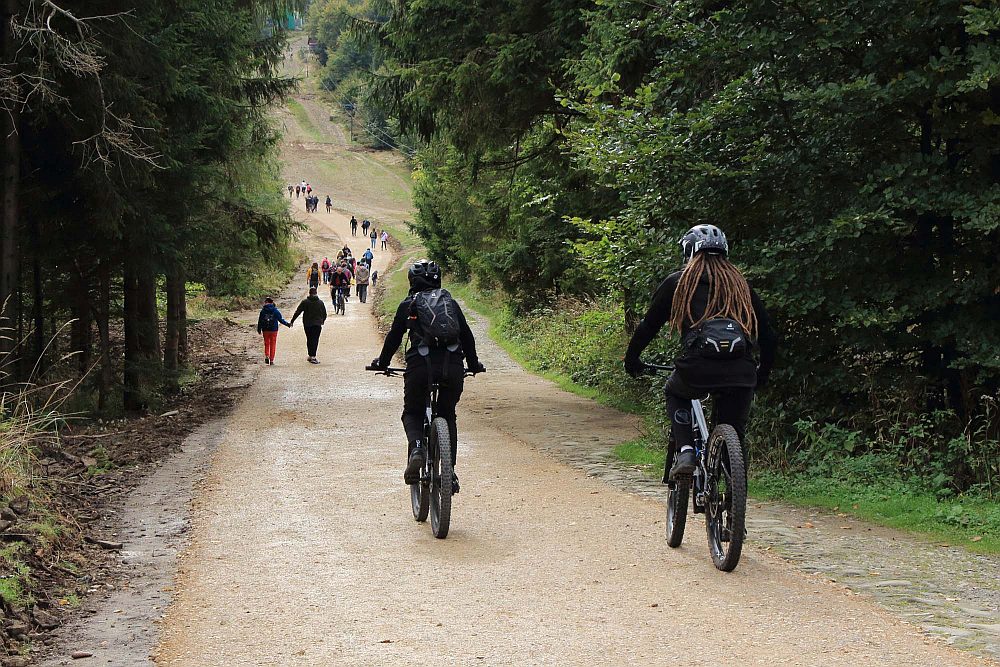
[623,225,777,482]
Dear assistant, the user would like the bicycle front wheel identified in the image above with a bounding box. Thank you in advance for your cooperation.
[705,424,747,572]
[429,417,453,539]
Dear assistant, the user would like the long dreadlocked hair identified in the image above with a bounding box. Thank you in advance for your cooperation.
[669,252,758,339]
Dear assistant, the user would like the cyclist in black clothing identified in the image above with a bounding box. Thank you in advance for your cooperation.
[371,261,485,493]
[624,225,778,481]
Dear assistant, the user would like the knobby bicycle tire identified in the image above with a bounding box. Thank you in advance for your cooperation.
[429,417,453,539]
[411,478,429,522]
[666,479,690,548]
[705,424,747,572]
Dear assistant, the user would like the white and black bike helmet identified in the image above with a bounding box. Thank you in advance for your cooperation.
[679,224,729,262]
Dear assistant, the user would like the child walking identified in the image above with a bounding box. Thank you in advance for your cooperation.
[257,297,291,365]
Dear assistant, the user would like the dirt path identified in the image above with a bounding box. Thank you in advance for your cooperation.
[146,52,994,667]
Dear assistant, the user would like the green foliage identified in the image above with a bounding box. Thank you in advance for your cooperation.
[568,0,1000,442]
[362,0,613,306]
[7,0,301,411]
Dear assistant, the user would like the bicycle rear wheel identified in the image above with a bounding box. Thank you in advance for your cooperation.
[429,417,453,539]
[410,480,429,522]
[705,424,747,572]
[665,479,690,548]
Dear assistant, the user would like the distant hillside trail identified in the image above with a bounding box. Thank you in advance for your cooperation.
[147,51,997,667]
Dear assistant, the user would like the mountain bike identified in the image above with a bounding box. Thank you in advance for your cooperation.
[647,363,748,572]
[332,286,346,315]
[365,364,484,538]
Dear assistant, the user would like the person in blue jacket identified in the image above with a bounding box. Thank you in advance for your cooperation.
[257,297,291,365]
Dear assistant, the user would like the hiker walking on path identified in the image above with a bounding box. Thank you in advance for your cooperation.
[380,230,389,250]
[326,195,332,213]
[295,184,301,198]
[287,184,293,198]
[257,297,291,366]
[290,288,327,364]
[321,257,331,285]
[370,229,377,249]
[361,218,370,236]
[371,269,378,287]
[307,262,321,290]
[354,262,370,303]
[350,215,359,237]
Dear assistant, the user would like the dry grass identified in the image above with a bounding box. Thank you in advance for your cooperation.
[1,324,81,500]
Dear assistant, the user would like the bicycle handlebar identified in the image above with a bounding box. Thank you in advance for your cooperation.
[365,365,486,377]
[644,362,675,373]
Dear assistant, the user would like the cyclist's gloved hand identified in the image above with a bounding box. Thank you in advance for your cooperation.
[370,357,387,370]
[623,356,647,378]
[470,361,486,374]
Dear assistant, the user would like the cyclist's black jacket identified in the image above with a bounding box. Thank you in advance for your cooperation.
[377,294,481,369]
[626,270,778,389]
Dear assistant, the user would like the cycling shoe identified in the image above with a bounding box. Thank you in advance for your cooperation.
[404,446,425,484]
[668,448,697,481]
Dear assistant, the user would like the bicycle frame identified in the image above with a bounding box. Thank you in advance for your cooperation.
[647,363,712,510]
[691,398,710,445]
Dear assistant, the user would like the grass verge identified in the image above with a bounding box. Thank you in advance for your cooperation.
[447,282,651,414]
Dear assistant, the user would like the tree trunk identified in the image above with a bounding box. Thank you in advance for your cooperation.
[0,0,20,370]
[95,259,112,413]
[163,264,182,394]
[123,261,143,413]
[31,217,44,375]
[71,270,92,376]
[137,268,160,363]
[174,264,188,362]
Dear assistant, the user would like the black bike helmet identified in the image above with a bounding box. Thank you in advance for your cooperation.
[679,224,729,261]
[408,260,442,292]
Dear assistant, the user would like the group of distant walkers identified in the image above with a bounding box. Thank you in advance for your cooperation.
[288,179,333,214]
[258,242,379,365]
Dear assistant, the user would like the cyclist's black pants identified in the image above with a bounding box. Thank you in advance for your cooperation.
[403,359,464,463]
[664,373,753,452]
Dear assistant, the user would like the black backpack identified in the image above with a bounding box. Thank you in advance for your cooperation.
[261,309,276,329]
[409,289,461,348]
[683,318,749,360]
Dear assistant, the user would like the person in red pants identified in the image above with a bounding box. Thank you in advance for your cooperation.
[257,297,291,365]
